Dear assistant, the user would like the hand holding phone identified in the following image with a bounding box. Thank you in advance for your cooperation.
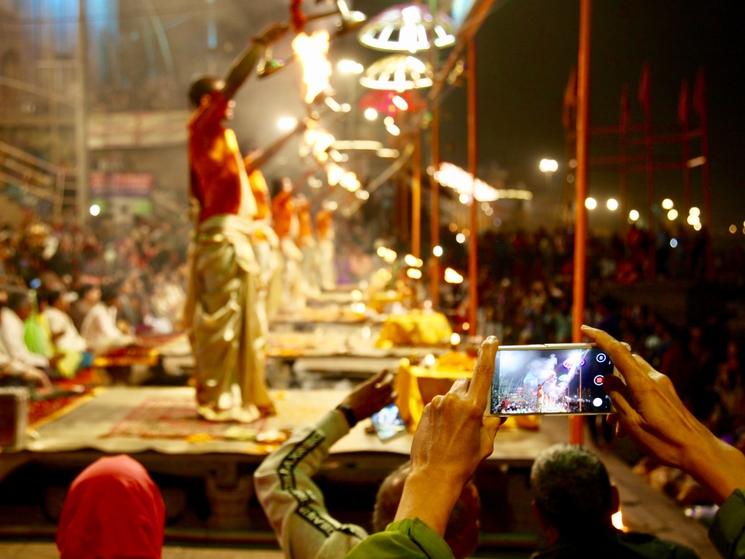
[371,403,407,441]
[488,344,614,415]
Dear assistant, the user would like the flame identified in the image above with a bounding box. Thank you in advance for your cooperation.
[292,31,332,104]
[611,510,627,532]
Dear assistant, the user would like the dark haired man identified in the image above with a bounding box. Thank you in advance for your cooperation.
[531,444,698,559]
[183,23,286,422]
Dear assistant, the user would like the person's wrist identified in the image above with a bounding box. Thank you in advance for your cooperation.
[410,463,469,489]
[397,467,463,534]
[336,403,358,428]
[685,433,745,503]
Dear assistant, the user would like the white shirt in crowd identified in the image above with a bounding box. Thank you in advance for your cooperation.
[0,307,49,369]
[80,302,132,353]
[43,307,87,353]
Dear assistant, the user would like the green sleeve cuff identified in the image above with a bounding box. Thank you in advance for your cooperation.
[391,518,455,558]
[709,489,745,559]
[344,518,454,558]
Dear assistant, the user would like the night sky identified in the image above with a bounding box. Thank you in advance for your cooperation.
[435,0,745,231]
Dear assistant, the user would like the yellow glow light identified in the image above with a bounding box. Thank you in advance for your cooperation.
[406,267,423,279]
[606,198,619,211]
[538,158,559,173]
[689,206,700,217]
[662,198,674,210]
[404,254,424,267]
[364,107,379,121]
[277,116,298,131]
[628,209,640,222]
[444,267,463,284]
[585,197,597,210]
[336,58,364,75]
[667,208,679,221]
[450,332,461,345]
[455,233,466,244]
[326,163,344,186]
[432,245,443,257]
[611,510,626,532]
[392,95,409,111]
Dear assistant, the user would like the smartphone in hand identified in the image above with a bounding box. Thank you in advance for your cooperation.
[487,343,614,415]
[371,403,407,441]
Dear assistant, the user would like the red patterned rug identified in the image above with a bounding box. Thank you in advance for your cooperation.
[28,369,101,427]
[102,397,271,441]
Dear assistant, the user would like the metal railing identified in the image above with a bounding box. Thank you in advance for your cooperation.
[0,141,72,219]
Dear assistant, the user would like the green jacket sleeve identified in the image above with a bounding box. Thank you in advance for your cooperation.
[709,489,745,559]
[344,518,455,559]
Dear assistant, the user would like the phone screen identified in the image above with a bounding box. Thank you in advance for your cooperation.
[371,403,407,440]
[490,345,613,415]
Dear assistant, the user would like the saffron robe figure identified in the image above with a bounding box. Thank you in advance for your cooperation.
[316,208,337,291]
[272,183,306,311]
[296,196,321,297]
[184,23,286,421]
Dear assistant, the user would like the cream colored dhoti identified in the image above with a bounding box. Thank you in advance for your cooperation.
[184,215,272,420]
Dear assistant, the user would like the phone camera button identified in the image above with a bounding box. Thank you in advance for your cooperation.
[592,397,604,408]
[594,375,604,386]
[596,353,607,363]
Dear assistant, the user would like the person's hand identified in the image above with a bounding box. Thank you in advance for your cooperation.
[395,337,502,535]
[48,353,63,371]
[339,369,395,422]
[583,324,745,503]
[410,336,501,486]
[23,367,53,392]
[255,23,289,46]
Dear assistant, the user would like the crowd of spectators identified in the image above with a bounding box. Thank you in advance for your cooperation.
[0,211,190,388]
[433,224,745,464]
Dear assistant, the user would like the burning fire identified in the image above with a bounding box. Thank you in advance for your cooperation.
[292,31,332,104]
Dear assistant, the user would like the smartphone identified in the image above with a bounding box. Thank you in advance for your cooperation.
[488,344,614,415]
[371,403,407,441]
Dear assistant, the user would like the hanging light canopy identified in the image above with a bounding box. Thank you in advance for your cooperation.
[358,3,456,53]
[360,54,432,91]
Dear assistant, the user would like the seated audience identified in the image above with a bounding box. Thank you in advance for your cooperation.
[70,283,101,330]
[56,454,165,559]
[0,333,52,390]
[0,291,55,370]
[344,331,745,558]
[81,283,133,353]
[254,369,482,559]
[43,289,87,354]
[530,444,698,558]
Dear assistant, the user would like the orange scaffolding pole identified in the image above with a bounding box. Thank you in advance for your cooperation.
[571,0,591,445]
[430,105,441,307]
[467,39,479,335]
[412,131,422,258]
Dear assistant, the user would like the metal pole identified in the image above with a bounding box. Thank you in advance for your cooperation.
[412,131,422,258]
[467,39,478,335]
[430,104,441,307]
[571,0,591,445]
[75,0,89,224]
